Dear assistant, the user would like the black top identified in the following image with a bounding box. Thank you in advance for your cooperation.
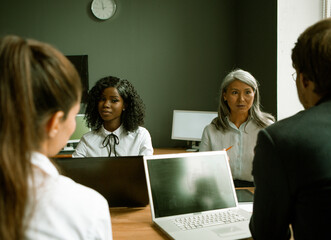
[250,96,331,239]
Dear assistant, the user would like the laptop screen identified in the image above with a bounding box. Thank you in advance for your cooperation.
[55,156,149,207]
[146,152,237,218]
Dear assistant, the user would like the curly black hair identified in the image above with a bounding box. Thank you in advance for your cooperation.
[84,76,145,132]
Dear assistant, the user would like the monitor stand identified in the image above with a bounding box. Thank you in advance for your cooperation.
[186,141,199,152]
[62,142,77,152]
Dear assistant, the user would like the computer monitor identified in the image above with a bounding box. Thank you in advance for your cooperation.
[171,110,218,150]
[67,114,91,144]
[66,55,89,103]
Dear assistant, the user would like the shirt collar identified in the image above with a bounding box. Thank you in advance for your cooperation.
[31,152,59,177]
[101,124,123,137]
[226,116,250,130]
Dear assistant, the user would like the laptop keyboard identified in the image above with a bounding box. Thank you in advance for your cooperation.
[172,210,248,231]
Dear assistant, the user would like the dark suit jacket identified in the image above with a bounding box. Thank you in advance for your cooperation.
[249,96,331,240]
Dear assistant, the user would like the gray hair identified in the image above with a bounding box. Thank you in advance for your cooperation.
[212,68,275,131]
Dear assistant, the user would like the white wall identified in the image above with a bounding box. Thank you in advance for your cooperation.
[277,0,323,120]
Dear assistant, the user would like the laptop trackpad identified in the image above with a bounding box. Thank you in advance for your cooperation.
[213,225,245,237]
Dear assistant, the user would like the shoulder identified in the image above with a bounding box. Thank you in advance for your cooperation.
[28,174,111,239]
[130,126,151,136]
[31,163,108,212]
[248,119,271,130]
[47,175,109,212]
[201,123,224,142]
[254,104,331,159]
[80,129,103,142]
[43,175,110,224]
[267,110,305,130]
[261,109,311,145]
[203,123,219,132]
[137,126,149,132]
[82,129,101,138]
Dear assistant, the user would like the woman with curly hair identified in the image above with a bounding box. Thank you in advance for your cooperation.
[73,76,153,157]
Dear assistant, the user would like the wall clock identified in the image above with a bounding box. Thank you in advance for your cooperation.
[91,0,116,20]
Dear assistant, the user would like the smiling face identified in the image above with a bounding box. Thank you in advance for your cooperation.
[98,87,125,131]
[223,80,255,116]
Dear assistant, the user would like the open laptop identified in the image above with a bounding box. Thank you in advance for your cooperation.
[54,156,149,208]
[143,151,252,240]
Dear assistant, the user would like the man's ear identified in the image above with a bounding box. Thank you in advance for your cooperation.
[46,111,64,138]
[300,73,317,94]
[299,73,310,88]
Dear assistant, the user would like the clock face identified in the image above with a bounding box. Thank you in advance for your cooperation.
[91,0,116,20]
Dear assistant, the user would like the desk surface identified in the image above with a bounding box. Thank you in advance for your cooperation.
[54,150,260,239]
[53,149,294,239]
[55,148,188,158]
[153,148,188,155]
[110,205,167,240]
[110,187,254,240]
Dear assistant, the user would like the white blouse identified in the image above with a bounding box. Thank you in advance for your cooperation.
[72,125,153,157]
[25,152,112,239]
[199,118,272,182]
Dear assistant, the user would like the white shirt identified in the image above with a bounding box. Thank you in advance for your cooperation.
[25,152,112,240]
[72,125,153,157]
[199,118,272,182]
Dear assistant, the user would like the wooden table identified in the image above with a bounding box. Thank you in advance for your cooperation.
[53,148,294,239]
[110,188,255,240]
[110,206,255,240]
[110,205,167,240]
[153,148,187,155]
[54,148,188,158]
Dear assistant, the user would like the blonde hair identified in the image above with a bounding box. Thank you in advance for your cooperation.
[0,35,81,239]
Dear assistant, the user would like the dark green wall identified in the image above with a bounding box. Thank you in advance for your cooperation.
[0,0,276,148]
[236,0,277,117]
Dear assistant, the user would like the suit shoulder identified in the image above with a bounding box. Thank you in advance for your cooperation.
[266,110,305,130]
[262,111,307,143]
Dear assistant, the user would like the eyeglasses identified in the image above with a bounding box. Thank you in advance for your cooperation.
[292,72,297,81]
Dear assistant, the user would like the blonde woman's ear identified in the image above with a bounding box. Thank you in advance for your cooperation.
[46,111,64,138]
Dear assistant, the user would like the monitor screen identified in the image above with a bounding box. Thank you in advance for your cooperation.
[68,114,91,144]
[171,110,218,141]
[146,152,236,218]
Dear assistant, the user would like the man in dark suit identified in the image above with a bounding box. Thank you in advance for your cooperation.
[249,18,331,239]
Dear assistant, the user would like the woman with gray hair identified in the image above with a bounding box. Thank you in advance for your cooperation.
[200,68,274,187]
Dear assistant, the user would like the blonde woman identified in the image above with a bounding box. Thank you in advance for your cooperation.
[0,35,112,239]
